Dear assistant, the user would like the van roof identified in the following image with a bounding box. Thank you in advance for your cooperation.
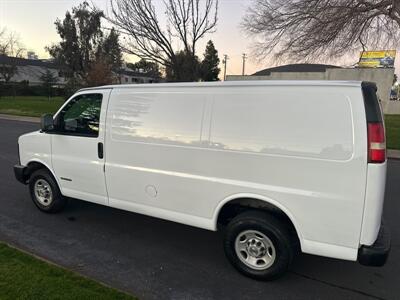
[78,80,364,92]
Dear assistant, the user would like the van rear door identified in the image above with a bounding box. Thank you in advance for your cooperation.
[359,82,387,246]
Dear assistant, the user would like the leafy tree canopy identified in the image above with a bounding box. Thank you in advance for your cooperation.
[47,2,122,83]
[165,51,201,82]
[200,40,220,81]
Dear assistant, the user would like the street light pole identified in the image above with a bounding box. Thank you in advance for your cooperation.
[223,54,229,81]
[242,53,247,76]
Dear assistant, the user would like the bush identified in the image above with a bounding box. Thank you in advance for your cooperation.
[0,82,66,98]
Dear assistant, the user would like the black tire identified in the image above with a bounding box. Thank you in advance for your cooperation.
[223,210,295,280]
[29,169,67,213]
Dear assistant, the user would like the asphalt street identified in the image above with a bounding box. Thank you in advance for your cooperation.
[0,118,398,300]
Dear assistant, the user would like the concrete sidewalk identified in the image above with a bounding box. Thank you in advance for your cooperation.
[0,114,40,123]
[1,113,400,159]
[387,149,400,160]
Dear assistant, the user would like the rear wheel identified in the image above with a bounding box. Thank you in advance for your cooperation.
[223,210,295,280]
[29,169,67,213]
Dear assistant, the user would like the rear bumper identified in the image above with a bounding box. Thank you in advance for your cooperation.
[14,164,28,184]
[358,222,390,267]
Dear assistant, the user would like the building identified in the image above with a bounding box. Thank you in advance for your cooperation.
[26,51,39,60]
[227,64,397,114]
[118,65,160,84]
[0,55,160,87]
[0,55,66,86]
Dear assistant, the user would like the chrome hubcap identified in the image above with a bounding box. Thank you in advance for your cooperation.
[34,179,53,207]
[235,230,276,270]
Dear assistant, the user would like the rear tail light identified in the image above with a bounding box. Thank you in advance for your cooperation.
[367,122,386,163]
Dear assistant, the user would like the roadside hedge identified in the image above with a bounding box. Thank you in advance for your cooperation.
[0,82,65,98]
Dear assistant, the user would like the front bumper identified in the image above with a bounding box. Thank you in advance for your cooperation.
[358,222,390,267]
[14,164,28,184]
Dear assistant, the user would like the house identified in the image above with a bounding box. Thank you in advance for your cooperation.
[0,55,66,86]
[0,55,160,86]
[118,65,161,84]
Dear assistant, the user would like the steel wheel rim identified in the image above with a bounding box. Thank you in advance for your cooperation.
[234,230,276,270]
[34,179,53,207]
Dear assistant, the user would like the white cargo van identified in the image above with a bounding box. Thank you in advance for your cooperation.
[14,81,390,280]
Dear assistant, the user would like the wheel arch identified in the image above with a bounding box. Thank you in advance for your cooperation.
[26,159,61,189]
[213,193,303,249]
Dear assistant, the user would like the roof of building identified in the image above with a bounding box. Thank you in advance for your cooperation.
[0,55,58,69]
[253,63,341,76]
[0,55,158,80]
[119,68,158,78]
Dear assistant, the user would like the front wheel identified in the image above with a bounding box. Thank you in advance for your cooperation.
[223,210,295,280]
[29,169,67,213]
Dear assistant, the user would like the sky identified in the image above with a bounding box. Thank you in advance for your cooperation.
[1,0,400,76]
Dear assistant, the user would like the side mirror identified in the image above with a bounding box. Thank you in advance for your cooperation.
[41,114,54,132]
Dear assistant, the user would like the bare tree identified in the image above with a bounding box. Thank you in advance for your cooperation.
[242,0,400,62]
[0,29,25,82]
[108,0,218,78]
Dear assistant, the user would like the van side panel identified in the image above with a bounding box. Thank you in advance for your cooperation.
[105,84,368,260]
[208,88,353,160]
[105,88,216,228]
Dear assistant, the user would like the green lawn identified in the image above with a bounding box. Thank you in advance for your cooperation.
[0,96,64,117]
[385,115,400,150]
[0,243,135,300]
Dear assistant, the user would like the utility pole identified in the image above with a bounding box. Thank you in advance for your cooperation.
[223,54,229,81]
[242,53,247,76]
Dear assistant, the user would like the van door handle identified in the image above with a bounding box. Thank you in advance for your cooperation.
[98,142,104,159]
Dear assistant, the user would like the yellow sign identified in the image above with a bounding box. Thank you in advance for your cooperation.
[358,50,396,68]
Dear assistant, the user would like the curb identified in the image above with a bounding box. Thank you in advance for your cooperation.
[387,150,400,160]
[0,114,40,123]
[1,113,400,160]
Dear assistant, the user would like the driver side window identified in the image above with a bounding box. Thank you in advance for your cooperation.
[57,93,103,137]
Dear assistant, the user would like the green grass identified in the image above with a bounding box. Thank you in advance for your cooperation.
[0,243,136,300]
[0,96,64,117]
[385,115,400,150]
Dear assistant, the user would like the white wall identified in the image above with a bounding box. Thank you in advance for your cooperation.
[11,65,66,86]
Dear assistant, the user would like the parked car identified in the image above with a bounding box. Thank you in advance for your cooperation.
[14,81,390,280]
[390,90,398,101]
[380,56,395,68]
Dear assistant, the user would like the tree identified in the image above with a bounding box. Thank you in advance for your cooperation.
[96,28,122,74]
[109,0,218,80]
[242,0,400,61]
[47,2,103,79]
[165,51,201,82]
[200,40,220,81]
[47,2,122,84]
[85,58,114,87]
[127,59,161,79]
[0,29,25,83]
[40,69,59,100]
